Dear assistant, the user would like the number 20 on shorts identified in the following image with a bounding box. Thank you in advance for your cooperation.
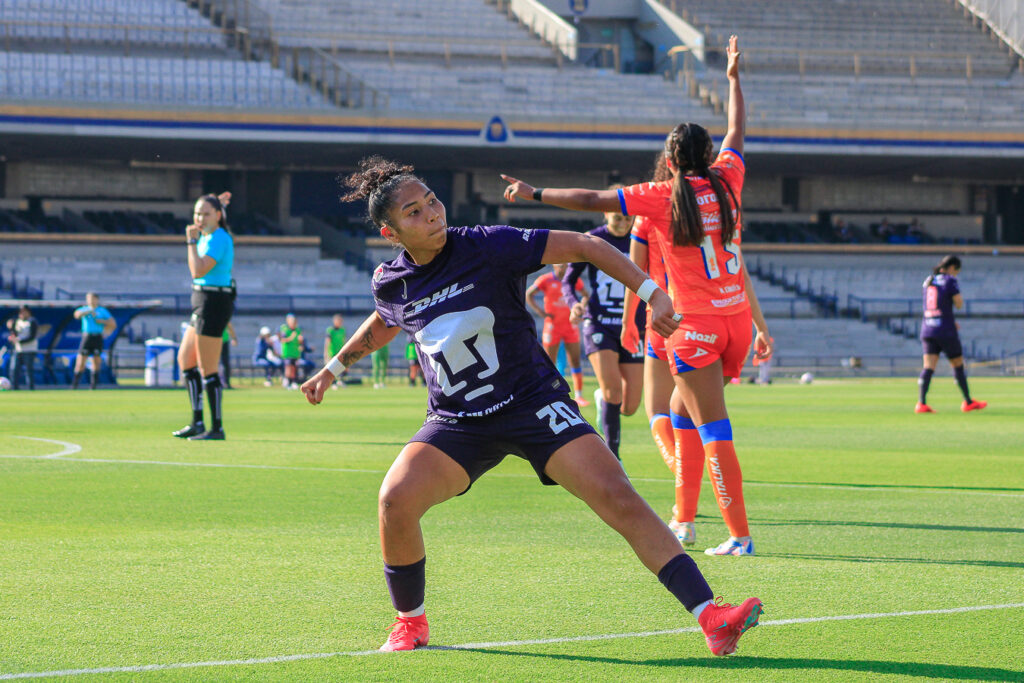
[536,401,585,434]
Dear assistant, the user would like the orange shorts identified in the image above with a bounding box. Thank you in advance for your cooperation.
[667,309,752,378]
[542,318,580,346]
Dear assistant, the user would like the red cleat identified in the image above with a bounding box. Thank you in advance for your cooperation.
[379,613,430,652]
[698,597,763,656]
[915,403,936,413]
[961,399,987,413]
[575,396,591,407]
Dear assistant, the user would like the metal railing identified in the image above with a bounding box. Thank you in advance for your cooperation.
[847,295,1024,322]
[0,19,235,57]
[54,289,376,315]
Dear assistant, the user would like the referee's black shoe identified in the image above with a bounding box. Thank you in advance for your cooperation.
[172,422,204,438]
[188,429,225,441]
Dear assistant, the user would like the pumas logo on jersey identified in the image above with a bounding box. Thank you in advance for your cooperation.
[684,330,718,344]
[592,332,604,345]
[408,282,475,314]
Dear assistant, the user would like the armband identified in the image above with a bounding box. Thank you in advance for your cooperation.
[186,239,198,245]
[532,187,545,201]
[636,278,659,303]
[326,357,346,378]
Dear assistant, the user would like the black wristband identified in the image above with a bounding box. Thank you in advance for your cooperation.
[187,239,198,245]
[532,187,544,201]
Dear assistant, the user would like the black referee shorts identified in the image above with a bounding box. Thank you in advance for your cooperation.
[78,333,104,355]
[190,290,234,338]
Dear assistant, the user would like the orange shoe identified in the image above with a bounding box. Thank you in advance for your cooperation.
[962,399,987,413]
[379,613,429,652]
[698,597,762,656]
[914,403,936,413]
[575,396,592,407]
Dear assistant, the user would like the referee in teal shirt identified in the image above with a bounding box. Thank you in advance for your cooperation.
[72,292,114,389]
[174,192,235,440]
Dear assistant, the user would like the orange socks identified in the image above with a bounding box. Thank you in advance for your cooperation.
[649,414,676,473]
[670,413,705,524]
[697,419,749,538]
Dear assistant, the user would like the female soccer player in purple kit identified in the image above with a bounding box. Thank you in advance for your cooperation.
[301,157,762,656]
[916,255,986,413]
[560,195,647,460]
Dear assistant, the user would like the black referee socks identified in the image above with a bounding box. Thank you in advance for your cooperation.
[183,367,204,424]
[203,373,223,431]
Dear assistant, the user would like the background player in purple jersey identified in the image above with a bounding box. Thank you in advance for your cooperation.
[300,157,762,657]
[916,255,986,413]
[561,191,647,460]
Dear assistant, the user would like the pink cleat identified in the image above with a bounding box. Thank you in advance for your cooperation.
[915,403,936,414]
[698,597,763,656]
[961,400,987,413]
[379,613,430,652]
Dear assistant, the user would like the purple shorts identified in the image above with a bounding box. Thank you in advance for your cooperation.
[582,318,644,364]
[408,391,597,491]
[922,335,963,359]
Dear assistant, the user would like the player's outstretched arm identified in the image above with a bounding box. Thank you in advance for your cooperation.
[301,311,400,405]
[500,175,621,213]
[543,230,680,338]
[721,34,745,156]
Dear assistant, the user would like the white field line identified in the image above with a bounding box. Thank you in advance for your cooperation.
[1,603,1022,680]
[3,435,1023,498]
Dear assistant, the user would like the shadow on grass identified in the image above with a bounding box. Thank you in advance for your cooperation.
[748,518,1024,534]
[452,650,1024,681]
[746,479,1024,493]
[757,552,1024,569]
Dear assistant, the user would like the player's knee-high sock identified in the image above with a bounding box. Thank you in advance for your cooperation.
[72,371,82,389]
[953,365,972,402]
[698,419,750,539]
[657,553,713,616]
[203,373,223,431]
[671,412,705,523]
[600,400,622,459]
[183,367,204,424]
[89,365,98,390]
[384,557,426,616]
[649,414,676,473]
[571,367,584,399]
[918,368,934,404]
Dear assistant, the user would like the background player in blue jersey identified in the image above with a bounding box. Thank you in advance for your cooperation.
[561,193,646,459]
[300,157,762,657]
[916,255,986,413]
[174,193,235,440]
[72,292,115,389]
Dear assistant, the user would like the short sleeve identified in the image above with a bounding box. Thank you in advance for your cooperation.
[630,216,650,244]
[532,273,548,291]
[371,266,400,328]
[618,182,671,220]
[96,307,111,320]
[948,277,961,297]
[712,148,745,198]
[476,225,549,277]
[204,230,229,263]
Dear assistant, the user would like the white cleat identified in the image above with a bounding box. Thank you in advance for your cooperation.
[669,519,696,547]
[705,537,755,556]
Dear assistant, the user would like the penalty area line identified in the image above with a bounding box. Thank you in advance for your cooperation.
[1,603,1022,680]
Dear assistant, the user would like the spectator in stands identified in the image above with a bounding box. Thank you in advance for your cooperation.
[6,305,39,390]
[916,255,986,414]
[324,314,347,389]
[875,217,893,240]
[253,326,281,387]
[72,292,115,390]
[174,193,235,441]
[280,313,303,389]
[220,321,238,389]
[502,35,773,558]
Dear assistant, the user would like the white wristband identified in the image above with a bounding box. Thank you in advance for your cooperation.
[326,357,346,378]
[636,278,659,303]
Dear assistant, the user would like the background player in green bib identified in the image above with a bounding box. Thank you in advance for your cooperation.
[220,321,237,389]
[324,314,347,389]
[372,342,389,389]
[280,313,303,389]
[405,333,421,386]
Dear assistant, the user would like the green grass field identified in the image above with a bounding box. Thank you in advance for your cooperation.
[2,377,1023,682]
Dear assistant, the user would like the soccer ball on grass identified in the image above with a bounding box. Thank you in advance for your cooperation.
[799,372,814,384]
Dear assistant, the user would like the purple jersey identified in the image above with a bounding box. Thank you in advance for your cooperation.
[562,225,646,330]
[372,225,569,418]
[921,273,960,339]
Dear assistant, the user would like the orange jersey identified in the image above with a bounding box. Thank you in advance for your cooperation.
[631,215,668,292]
[617,148,748,316]
[533,272,583,326]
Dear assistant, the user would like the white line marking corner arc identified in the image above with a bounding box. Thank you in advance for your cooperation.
[3,436,82,459]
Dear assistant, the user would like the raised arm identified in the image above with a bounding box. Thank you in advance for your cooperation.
[500,175,622,214]
[543,230,679,338]
[301,311,401,405]
[720,35,745,156]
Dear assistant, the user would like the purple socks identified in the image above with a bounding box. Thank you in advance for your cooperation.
[384,557,426,612]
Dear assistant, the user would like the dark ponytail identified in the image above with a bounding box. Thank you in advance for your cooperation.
[927,254,962,286]
[665,122,739,247]
[340,156,421,228]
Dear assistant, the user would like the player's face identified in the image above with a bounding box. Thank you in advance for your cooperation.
[605,211,635,236]
[86,294,99,307]
[286,315,297,328]
[333,315,343,326]
[386,181,447,255]
[552,263,567,278]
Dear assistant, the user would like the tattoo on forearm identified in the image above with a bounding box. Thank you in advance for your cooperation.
[361,329,376,350]
[340,351,363,366]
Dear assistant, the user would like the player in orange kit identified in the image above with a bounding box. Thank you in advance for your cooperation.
[526,263,589,405]
[502,36,772,556]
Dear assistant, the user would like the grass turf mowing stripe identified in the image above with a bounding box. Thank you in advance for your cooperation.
[2,603,1021,680]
